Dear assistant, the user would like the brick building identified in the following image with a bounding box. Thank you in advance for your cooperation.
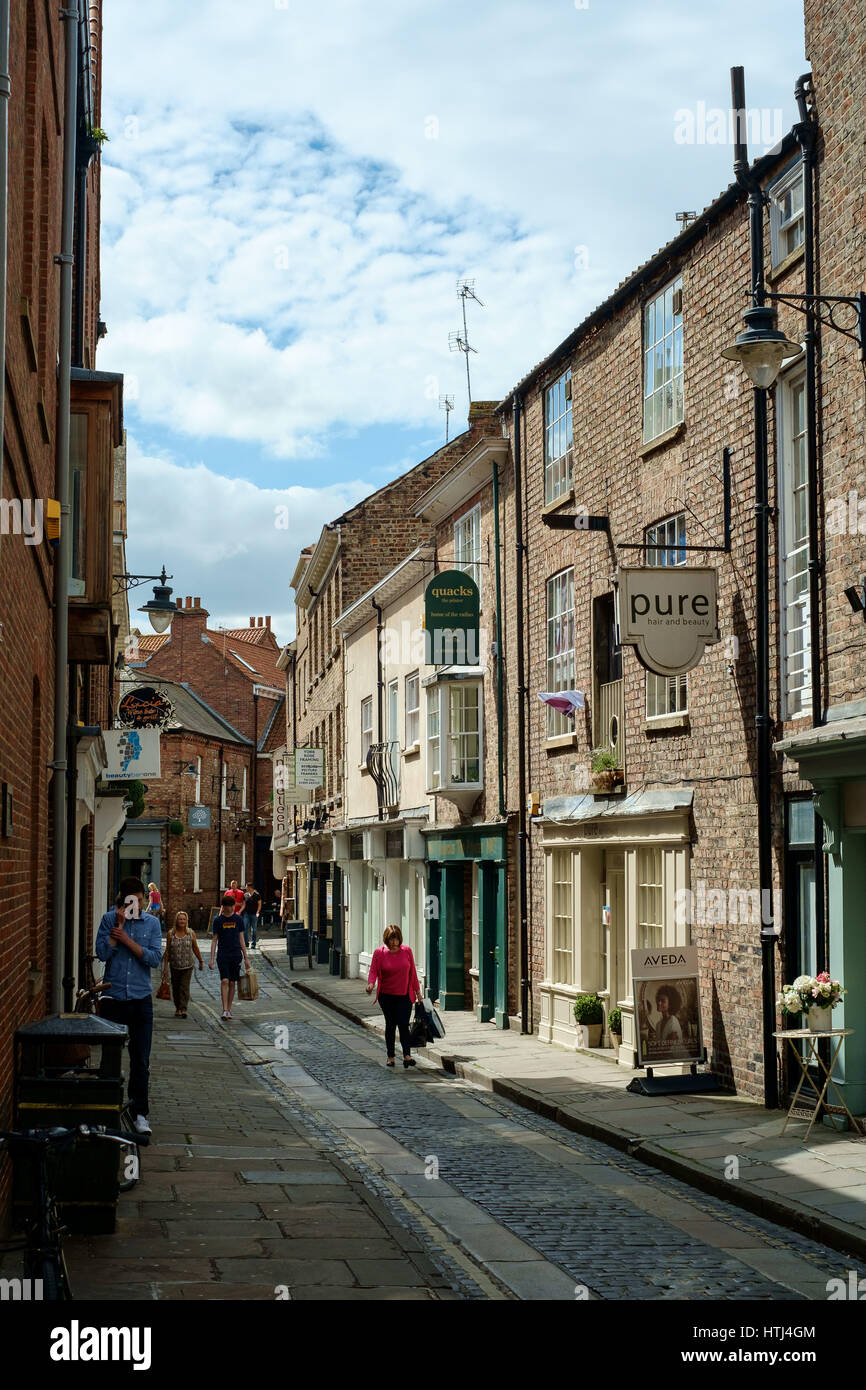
[0,0,126,1225]
[276,404,501,970]
[130,600,285,899]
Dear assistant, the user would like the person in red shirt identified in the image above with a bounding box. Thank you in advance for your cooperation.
[365,924,423,1069]
[224,880,245,911]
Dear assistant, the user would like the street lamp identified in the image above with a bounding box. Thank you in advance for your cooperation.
[137,568,176,635]
[721,305,802,389]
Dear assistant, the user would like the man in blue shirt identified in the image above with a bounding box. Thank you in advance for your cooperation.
[95,875,163,1135]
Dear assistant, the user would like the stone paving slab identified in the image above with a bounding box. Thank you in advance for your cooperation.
[284,964,866,1261]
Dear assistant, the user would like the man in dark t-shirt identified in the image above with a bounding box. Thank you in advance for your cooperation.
[209,895,250,1019]
[242,885,262,950]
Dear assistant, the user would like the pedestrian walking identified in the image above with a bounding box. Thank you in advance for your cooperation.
[95,875,163,1135]
[224,879,245,911]
[242,885,261,950]
[365,925,423,1069]
[146,882,163,919]
[165,910,204,1017]
[209,894,251,1019]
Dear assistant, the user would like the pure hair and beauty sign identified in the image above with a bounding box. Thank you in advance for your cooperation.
[617,566,720,677]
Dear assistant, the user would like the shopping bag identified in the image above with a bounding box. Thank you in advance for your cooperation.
[421,996,446,1040]
[237,967,259,1001]
[409,1003,429,1047]
[156,967,171,1001]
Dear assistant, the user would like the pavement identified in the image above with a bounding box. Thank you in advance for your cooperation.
[262,941,866,1263]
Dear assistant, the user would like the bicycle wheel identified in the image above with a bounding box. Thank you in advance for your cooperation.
[117,1139,140,1192]
[38,1250,72,1301]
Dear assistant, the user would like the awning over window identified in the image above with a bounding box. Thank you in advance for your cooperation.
[542,788,694,822]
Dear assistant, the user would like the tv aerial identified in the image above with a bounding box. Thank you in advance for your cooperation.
[449,278,484,407]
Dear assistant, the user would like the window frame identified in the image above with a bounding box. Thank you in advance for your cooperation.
[644,513,689,719]
[453,504,482,591]
[405,671,420,749]
[550,848,575,986]
[426,680,483,792]
[637,846,664,951]
[361,695,374,762]
[387,678,399,744]
[769,160,805,270]
[543,368,573,505]
[777,368,811,719]
[642,274,684,444]
[546,567,575,740]
[426,686,441,790]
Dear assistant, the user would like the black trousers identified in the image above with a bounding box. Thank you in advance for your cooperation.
[378,992,412,1058]
[99,995,154,1118]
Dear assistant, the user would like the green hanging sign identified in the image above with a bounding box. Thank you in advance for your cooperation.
[424,570,480,665]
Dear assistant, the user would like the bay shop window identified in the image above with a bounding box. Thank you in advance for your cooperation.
[539,813,692,1055]
[425,676,483,808]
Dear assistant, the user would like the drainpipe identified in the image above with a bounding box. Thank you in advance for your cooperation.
[732,66,778,1109]
[0,0,10,543]
[492,461,505,817]
[252,690,259,885]
[371,598,384,822]
[513,395,530,1033]
[794,73,827,977]
[217,745,224,892]
[50,4,82,1012]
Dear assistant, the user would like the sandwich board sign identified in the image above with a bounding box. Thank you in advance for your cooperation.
[630,944,703,1068]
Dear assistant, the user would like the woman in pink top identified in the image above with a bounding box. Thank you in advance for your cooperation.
[366,924,422,1069]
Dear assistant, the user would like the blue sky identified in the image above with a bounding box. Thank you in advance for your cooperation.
[97,0,807,642]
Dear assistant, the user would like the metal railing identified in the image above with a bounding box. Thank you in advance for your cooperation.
[366,740,401,810]
[593,679,625,770]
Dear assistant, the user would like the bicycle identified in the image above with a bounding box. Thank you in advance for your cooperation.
[0,1125,135,1300]
[74,954,111,1015]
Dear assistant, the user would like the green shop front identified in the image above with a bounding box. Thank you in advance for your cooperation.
[423,825,509,1027]
[777,706,866,1119]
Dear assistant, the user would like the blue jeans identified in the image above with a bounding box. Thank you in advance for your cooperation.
[99,995,154,1118]
[242,912,257,948]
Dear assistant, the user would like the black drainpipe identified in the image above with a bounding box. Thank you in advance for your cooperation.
[513,395,530,1033]
[371,599,384,821]
[794,73,827,977]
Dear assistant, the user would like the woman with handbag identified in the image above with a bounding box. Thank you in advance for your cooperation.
[365,924,423,1069]
[159,910,203,1017]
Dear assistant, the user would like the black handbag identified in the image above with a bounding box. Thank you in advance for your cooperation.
[409,1003,429,1047]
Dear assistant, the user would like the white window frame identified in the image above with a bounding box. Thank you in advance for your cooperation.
[637,846,664,950]
[454,505,482,590]
[220,840,226,887]
[387,678,399,743]
[194,756,201,803]
[405,671,420,749]
[470,862,480,973]
[645,513,689,719]
[427,687,441,789]
[447,682,482,787]
[544,369,573,504]
[242,766,248,810]
[778,369,811,719]
[550,849,575,986]
[361,695,373,762]
[642,275,684,443]
[193,839,200,894]
[546,568,575,739]
[221,765,228,809]
[769,161,805,270]
[241,842,246,885]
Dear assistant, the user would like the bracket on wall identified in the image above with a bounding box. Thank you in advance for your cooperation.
[616,448,732,556]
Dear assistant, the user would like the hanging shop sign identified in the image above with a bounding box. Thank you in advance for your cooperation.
[272,752,309,843]
[630,944,703,1068]
[104,727,162,781]
[117,685,175,730]
[616,567,720,677]
[189,805,211,829]
[424,570,480,665]
[294,746,324,790]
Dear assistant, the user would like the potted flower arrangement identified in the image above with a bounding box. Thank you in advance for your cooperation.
[608,1006,622,1049]
[573,993,604,1048]
[777,972,845,1032]
[590,748,623,793]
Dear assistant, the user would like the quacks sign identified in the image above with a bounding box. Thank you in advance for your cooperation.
[616,566,720,677]
[424,570,480,665]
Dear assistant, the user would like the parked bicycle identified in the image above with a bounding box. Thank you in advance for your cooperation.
[0,1124,135,1300]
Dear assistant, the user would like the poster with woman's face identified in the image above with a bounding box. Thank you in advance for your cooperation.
[636,975,702,1066]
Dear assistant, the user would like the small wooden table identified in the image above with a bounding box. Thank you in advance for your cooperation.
[773,1028,865,1140]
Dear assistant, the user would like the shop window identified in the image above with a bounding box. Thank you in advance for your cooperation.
[551,850,574,985]
[470,862,480,972]
[637,846,663,950]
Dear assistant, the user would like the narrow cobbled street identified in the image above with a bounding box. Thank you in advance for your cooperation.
[65,947,853,1302]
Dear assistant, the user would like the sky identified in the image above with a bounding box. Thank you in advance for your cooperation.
[98,0,807,645]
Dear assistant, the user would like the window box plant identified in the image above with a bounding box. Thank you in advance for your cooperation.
[573,992,604,1048]
[590,748,623,793]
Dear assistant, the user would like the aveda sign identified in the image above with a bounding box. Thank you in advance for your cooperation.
[617,566,719,677]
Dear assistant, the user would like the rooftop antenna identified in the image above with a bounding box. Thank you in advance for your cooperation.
[676,210,697,230]
[450,278,483,408]
[439,393,455,442]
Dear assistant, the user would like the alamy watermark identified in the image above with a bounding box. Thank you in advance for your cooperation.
[0,498,43,545]
[675,881,781,928]
[674,103,783,154]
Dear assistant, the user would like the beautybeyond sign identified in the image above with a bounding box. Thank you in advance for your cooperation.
[617,566,720,677]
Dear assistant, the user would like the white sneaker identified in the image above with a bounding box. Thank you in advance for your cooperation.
[221,1010,229,1019]
[133,1115,152,1136]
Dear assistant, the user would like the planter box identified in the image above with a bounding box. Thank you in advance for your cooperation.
[577,1022,603,1048]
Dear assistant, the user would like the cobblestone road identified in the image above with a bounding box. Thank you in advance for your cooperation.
[196,956,854,1302]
